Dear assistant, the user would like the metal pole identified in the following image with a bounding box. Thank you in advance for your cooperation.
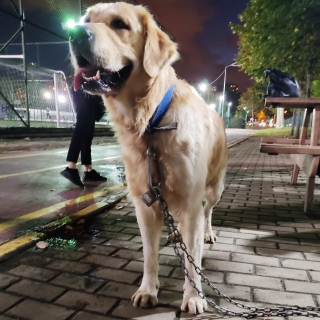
[53,73,60,128]
[36,42,39,66]
[222,66,227,121]
[79,0,82,18]
[19,0,29,128]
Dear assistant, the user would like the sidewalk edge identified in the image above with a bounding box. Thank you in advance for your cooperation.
[0,190,127,262]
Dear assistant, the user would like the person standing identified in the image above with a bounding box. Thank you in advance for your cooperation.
[46,107,51,120]
[60,87,107,188]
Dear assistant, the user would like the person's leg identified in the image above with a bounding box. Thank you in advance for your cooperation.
[81,121,107,182]
[80,109,107,182]
[80,113,95,170]
[60,99,87,188]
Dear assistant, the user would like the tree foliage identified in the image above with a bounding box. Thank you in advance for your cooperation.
[238,83,275,121]
[230,0,320,85]
[312,80,320,97]
[257,110,267,122]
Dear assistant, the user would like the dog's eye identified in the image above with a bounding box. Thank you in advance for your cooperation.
[111,19,130,30]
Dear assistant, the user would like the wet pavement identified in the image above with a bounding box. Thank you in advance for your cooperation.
[0,129,251,247]
[0,137,320,319]
[0,136,124,246]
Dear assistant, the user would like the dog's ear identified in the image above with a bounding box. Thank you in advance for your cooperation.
[142,11,179,77]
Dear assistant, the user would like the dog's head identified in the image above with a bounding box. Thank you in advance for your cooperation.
[69,2,179,95]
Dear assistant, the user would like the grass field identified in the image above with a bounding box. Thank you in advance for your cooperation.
[252,126,311,138]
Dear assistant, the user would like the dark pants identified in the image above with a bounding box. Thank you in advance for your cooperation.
[66,89,103,165]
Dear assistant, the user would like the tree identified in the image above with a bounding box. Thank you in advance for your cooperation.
[312,80,320,97]
[231,0,320,134]
[231,0,320,83]
[238,84,274,123]
[257,110,267,122]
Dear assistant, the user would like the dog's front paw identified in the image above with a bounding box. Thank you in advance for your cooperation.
[131,290,158,308]
[204,230,216,244]
[181,296,207,314]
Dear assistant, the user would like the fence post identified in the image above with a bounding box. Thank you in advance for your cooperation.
[19,0,30,128]
[53,72,60,128]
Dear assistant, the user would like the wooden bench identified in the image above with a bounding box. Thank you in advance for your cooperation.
[260,97,320,214]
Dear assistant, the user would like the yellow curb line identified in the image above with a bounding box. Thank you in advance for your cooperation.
[0,186,127,262]
[0,184,122,232]
[0,232,44,259]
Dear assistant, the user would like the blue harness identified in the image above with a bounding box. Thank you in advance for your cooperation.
[145,85,177,133]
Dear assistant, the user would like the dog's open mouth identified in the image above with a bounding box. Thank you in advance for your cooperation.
[73,56,133,94]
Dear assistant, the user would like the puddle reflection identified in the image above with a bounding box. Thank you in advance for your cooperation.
[102,164,126,184]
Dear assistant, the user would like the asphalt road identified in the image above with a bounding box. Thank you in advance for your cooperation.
[0,128,254,245]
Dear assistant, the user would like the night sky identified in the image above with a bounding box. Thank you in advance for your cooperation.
[140,0,252,91]
[0,0,252,92]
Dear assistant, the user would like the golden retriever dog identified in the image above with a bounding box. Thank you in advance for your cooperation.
[69,2,227,314]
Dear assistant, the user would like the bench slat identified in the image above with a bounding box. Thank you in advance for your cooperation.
[265,97,320,108]
[260,138,311,145]
[260,144,320,155]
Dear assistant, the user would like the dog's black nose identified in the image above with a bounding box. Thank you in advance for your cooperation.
[69,25,94,44]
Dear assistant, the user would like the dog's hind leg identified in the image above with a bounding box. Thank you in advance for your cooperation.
[131,200,163,308]
[204,177,224,243]
[180,201,207,314]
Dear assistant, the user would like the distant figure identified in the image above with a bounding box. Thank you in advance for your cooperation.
[269,118,274,127]
[60,87,107,188]
[46,107,51,120]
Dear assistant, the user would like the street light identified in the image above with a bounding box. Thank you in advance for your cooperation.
[199,83,207,92]
[222,62,242,119]
[226,102,233,128]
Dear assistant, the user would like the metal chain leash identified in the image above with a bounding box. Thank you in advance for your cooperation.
[153,186,320,318]
[143,146,320,319]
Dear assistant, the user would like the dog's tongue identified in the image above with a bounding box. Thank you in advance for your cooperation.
[73,66,97,91]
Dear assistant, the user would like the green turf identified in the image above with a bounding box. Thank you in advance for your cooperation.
[252,126,311,137]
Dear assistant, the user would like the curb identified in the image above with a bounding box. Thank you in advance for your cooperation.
[227,134,252,148]
[0,187,128,262]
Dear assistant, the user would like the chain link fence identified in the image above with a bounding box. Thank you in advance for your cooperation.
[1,0,170,129]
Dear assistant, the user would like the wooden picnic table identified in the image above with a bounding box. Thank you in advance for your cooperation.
[260,97,320,214]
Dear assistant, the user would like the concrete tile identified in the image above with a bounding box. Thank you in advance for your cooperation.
[72,312,114,320]
[112,300,177,320]
[0,273,19,290]
[0,292,21,313]
[46,259,93,274]
[7,299,74,320]
[56,290,117,314]
[90,267,140,284]
[256,265,308,281]
[232,252,280,267]
[51,273,104,292]
[253,288,316,306]
[8,265,57,282]
[80,254,128,269]
[6,279,65,301]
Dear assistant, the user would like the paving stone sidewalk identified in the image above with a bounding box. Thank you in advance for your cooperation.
[1,137,320,320]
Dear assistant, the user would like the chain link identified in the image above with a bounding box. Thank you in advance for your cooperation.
[151,187,320,318]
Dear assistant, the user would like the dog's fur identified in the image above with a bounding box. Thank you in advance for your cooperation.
[70,2,227,314]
